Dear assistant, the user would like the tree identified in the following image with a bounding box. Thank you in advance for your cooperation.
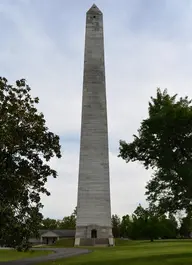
[120,214,133,238]
[131,205,161,241]
[166,213,178,238]
[111,214,121,238]
[0,77,61,250]
[41,218,59,230]
[179,213,192,238]
[158,213,178,239]
[130,204,178,241]
[58,208,77,229]
[116,204,178,241]
[40,207,77,230]
[130,206,147,240]
[72,206,77,217]
[59,215,76,229]
[119,89,192,214]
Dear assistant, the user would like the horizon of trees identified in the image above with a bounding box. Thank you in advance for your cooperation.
[119,89,192,215]
[41,205,192,241]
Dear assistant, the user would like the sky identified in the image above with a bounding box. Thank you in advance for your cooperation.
[1,0,192,219]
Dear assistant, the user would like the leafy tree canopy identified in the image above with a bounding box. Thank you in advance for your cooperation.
[40,208,77,230]
[0,77,61,250]
[119,88,192,213]
[111,214,121,238]
[179,213,192,238]
[112,204,178,241]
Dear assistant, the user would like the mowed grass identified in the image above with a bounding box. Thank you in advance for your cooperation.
[0,249,53,262]
[50,238,74,248]
[34,238,75,248]
[37,240,192,265]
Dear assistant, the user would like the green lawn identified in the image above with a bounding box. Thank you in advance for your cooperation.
[37,240,192,265]
[49,238,75,248]
[0,249,53,262]
[33,238,75,248]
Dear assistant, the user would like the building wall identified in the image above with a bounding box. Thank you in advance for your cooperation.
[42,237,57,245]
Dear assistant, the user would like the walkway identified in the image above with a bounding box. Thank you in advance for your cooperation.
[0,248,91,265]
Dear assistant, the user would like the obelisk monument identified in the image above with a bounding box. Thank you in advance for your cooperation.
[75,4,113,246]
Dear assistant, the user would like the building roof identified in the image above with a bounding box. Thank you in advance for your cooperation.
[39,229,75,237]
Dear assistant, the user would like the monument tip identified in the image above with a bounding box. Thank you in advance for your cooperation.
[87,4,102,14]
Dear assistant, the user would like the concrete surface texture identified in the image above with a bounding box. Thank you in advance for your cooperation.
[75,4,113,245]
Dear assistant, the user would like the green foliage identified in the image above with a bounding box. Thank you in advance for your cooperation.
[59,215,76,229]
[0,249,53,262]
[72,206,77,217]
[120,214,133,238]
[130,205,159,241]
[111,214,121,238]
[179,213,192,238]
[119,88,192,213]
[112,204,178,240]
[40,207,77,230]
[40,218,60,230]
[0,77,61,250]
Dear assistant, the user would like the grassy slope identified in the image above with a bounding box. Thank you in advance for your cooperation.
[0,249,53,262]
[37,240,192,265]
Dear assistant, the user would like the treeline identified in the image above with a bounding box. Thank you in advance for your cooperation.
[41,205,192,241]
[40,208,77,230]
[112,205,192,241]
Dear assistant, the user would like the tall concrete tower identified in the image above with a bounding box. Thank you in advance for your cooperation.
[75,4,113,246]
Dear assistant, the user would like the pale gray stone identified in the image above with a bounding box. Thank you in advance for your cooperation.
[75,4,114,246]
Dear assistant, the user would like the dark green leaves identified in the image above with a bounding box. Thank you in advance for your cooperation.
[119,88,192,213]
[0,77,61,250]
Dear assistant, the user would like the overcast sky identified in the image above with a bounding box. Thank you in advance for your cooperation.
[1,0,192,219]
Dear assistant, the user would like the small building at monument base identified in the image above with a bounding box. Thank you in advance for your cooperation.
[29,229,75,245]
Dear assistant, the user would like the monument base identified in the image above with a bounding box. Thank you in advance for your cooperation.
[74,238,114,247]
[74,225,114,246]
